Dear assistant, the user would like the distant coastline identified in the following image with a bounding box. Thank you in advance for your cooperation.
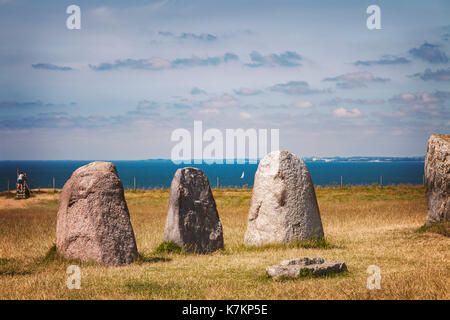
[0,157,425,191]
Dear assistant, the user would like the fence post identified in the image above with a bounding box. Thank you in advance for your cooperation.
[53,176,55,192]
[134,176,136,191]
[7,179,10,193]
[380,175,383,187]
[422,174,425,186]
[217,177,219,189]
[340,176,343,188]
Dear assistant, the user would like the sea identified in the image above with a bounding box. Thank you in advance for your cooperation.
[0,157,425,191]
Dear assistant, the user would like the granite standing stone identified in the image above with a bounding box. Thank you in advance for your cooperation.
[244,150,324,246]
[56,161,138,266]
[425,134,450,225]
[164,167,224,253]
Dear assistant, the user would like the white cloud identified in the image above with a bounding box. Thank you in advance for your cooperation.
[239,111,252,119]
[234,88,262,96]
[333,107,362,118]
[293,101,313,108]
[199,108,220,115]
[202,95,239,108]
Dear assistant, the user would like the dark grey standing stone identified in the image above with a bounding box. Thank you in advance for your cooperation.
[56,161,138,266]
[244,150,324,246]
[163,167,224,253]
[425,134,450,225]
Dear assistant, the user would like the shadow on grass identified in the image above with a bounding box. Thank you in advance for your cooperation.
[234,238,338,254]
[39,244,172,267]
[415,222,449,237]
[136,253,171,264]
[0,258,35,276]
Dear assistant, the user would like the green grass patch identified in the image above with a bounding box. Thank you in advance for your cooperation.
[154,241,183,254]
[415,222,449,237]
[136,253,171,264]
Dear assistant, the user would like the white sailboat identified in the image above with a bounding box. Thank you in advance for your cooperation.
[240,171,245,179]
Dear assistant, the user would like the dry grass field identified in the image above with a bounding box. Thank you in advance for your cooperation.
[0,185,448,300]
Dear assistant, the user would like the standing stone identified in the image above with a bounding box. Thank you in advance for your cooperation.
[425,134,450,225]
[244,150,324,246]
[56,161,138,266]
[164,167,224,253]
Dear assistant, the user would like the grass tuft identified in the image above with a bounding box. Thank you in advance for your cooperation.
[239,238,334,252]
[136,253,171,264]
[154,241,183,254]
[415,222,449,237]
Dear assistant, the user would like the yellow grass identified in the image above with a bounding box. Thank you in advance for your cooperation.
[0,185,448,300]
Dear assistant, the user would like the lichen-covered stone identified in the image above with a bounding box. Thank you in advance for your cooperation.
[425,134,450,225]
[56,161,138,266]
[244,150,324,246]
[267,257,347,279]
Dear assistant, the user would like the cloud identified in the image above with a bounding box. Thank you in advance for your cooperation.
[158,31,217,42]
[269,81,327,95]
[0,100,75,108]
[89,53,238,71]
[89,58,171,71]
[245,51,302,68]
[239,111,252,119]
[333,107,362,118]
[32,63,73,71]
[199,108,220,115]
[410,68,450,81]
[354,55,410,66]
[172,52,238,67]
[0,101,43,108]
[234,88,262,96]
[387,91,450,118]
[378,111,406,118]
[323,72,390,89]
[202,95,239,108]
[190,87,207,95]
[292,101,313,108]
[320,97,385,106]
[389,91,450,105]
[409,43,449,64]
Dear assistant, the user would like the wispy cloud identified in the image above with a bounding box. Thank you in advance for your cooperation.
[233,88,262,96]
[292,101,313,108]
[410,68,450,81]
[269,81,327,95]
[89,58,171,71]
[333,107,362,118]
[89,53,238,71]
[323,72,390,89]
[158,31,217,42]
[320,97,385,106]
[409,42,449,64]
[0,101,74,108]
[32,63,73,71]
[354,55,410,66]
[389,91,450,105]
[202,94,239,108]
[245,51,302,68]
[172,52,238,67]
[190,87,207,95]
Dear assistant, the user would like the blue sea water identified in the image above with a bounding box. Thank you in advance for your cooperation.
[0,157,425,191]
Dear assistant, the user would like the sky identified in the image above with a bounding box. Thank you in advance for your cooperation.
[0,0,449,160]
